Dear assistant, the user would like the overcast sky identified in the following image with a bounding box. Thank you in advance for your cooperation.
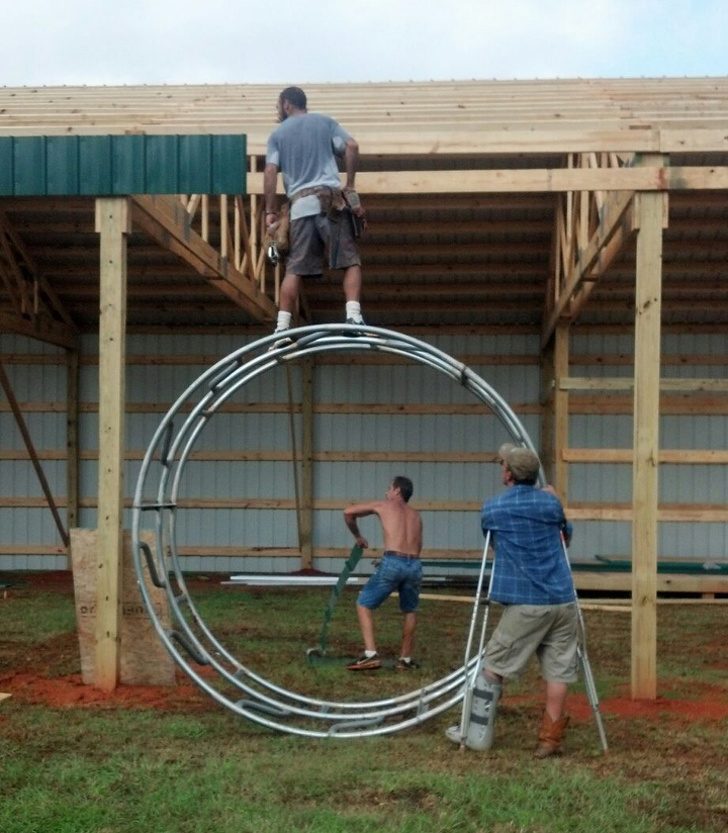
[3,0,726,87]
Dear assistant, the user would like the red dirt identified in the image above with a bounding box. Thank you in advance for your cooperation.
[0,670,211,711]
[2,672,726,721]
[2,570,726,723]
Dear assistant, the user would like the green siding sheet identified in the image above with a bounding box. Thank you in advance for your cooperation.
[0,134,246,196]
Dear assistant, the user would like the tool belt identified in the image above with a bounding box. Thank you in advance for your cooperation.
[290,185,346,216]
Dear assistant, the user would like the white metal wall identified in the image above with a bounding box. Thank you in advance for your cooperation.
[2,328,726,572]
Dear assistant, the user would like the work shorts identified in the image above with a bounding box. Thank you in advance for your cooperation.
[286,210,361,276]
[484,603,579,684]
[357,553,422,613]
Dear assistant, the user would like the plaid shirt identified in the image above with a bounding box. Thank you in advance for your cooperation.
[481,484,574,605]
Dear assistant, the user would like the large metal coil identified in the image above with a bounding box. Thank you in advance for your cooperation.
[131,324,539,738]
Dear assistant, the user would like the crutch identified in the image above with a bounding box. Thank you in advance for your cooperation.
[455,530,494,748]
[560,536,609,753]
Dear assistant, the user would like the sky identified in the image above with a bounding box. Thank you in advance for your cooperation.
[2,0,727,87]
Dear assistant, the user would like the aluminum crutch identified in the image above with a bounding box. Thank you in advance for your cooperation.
[455,530,494,748]
[561,537,609,753]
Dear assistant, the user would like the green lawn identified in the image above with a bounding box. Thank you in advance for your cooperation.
[1,576,726,833]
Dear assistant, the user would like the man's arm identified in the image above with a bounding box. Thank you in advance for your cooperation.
[263,162,280,229]
[343,500,381,549]
[342,137,359,191]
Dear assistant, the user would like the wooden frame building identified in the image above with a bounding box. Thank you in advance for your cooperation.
[1,79,727,696]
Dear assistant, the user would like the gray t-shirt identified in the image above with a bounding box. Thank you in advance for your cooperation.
[266,112,351,219]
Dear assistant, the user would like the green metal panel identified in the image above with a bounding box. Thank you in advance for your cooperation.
[179,135,212,193]
[79,135,113,194]
[212,134,246,195]
[112,135,146,194]
[46,137,79,195]
[145,135,179,194]
[0,137,13,193]
[14,136,46,195]
[0,135,247,196]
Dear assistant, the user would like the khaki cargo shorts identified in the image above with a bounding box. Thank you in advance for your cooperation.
[484,603,579,683]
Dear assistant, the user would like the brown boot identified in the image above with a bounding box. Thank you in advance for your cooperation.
[534,711,570,758]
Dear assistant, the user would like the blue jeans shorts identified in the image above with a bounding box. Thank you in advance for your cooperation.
[357,553,423,613]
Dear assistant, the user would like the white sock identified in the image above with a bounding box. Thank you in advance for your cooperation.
[346,301,363,323]
[400,657,410,663]
[275,311,292,331]
[364,649,377,658]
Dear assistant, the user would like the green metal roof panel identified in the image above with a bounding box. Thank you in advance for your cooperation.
[0,134,246,196]
[178,135,213,194]
[111,135,146,194]
[47,136,80,195]
[79,135,113,194]
[14,136,46,195]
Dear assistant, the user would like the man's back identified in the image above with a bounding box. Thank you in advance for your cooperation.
[483,484,573,605]
[267,112,348,196]
[377,500,422,556]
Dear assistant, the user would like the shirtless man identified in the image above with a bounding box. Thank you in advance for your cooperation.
[343,476,423,671]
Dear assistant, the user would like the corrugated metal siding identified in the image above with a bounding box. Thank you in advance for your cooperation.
[2,328,727,571]
[569,329,728,559]
[0,134,247,196]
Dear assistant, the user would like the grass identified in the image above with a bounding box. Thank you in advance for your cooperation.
[1,574,726,833]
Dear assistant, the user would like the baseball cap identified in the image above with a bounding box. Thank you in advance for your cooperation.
[496,442,515,464]
[504,447,541,482]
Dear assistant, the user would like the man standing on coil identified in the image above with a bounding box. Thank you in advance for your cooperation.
[447,446,577,758]
[263,86,366,345]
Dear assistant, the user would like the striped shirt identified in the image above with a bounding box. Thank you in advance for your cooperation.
[481,485,574,605]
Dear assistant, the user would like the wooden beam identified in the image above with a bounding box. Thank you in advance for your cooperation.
[631,187,665,701]
[542,190,635,345]
[94,197,131,693]
[564,449,728,465]
[561,377,728,392]
[249,165,728,195]
[0,310,78,351]
[130,195,276,324]
[566,503,728,522]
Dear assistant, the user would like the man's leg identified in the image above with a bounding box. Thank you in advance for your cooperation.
[274,216,319,333]
[544,679,568,721]
[356,603,376,653]
[278,272,301,316]
[446,665,502,750]
[342,264,364,324]
[399,611,416,659]
[534,679,570,758]
[342,264,362,302]
[346,603,381,670]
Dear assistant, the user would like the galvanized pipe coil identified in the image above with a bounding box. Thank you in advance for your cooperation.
[132,324,539,738]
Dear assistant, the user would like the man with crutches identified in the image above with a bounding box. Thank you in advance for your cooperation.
[447,446,577,757]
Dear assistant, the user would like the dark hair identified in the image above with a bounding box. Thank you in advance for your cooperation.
[392,476,413,502]
[279,86,307,110]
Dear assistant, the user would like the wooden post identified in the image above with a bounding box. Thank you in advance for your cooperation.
[300,359,315,570]
[94,197,130,692]
[65,349,80,566]
[541,324,569,496]
[631,186,667,700]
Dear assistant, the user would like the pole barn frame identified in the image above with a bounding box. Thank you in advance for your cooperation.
[1,79,727,697]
